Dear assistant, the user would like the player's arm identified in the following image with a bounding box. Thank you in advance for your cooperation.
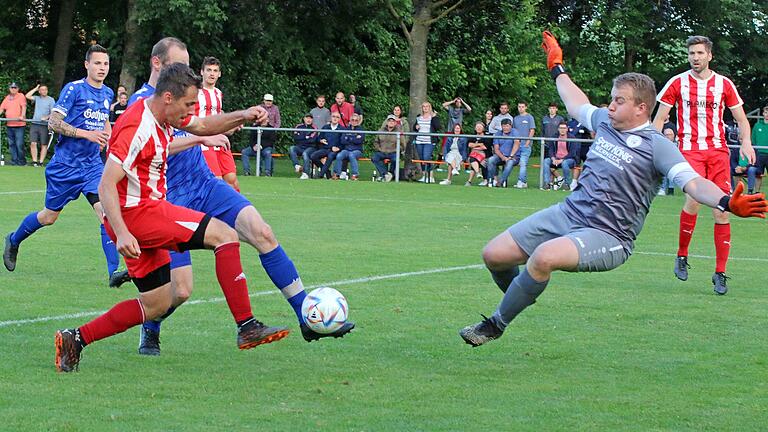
[541,32,590,119]
[48,111,109,147]
[651,105,672,132]
[730,105,756,164]
[98,159,140,258]
[181,106,267,136]
[168,134,230,155]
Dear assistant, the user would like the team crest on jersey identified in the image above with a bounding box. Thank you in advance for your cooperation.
[626,135,642,148]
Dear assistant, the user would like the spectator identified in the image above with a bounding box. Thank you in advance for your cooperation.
[511,101,536,188]
[380,105,409,132]
[335,113,365,180]
[567,116,593,190]
[349,93,363,116]
[747,106,768,193]
[25,83,55,166]
[466,121,493,186]
[442,97,472,132]
[312,111,345,178]
[242,116,277,176]
[413,101,441,183]
[658,127,677,195]
[542,122,578,191]
[439,123,468,185]
[110,92,128,123]
[483,109,494,132]
[488,101,514,134]
[0,82,27,166]
[373,115,401,182]
[310,95,331,129]
[110,85,126,111]
[330,92,355,127]
[259,93,281,128]
[486,118,520,187]
[541,102,565,138]
[290,113,319,179]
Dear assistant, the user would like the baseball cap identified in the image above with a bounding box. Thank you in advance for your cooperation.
[9,82,18,88]
[304,112,313,118]
[263,93,274,101]
[386,114,397,121]
[501,118,512,126]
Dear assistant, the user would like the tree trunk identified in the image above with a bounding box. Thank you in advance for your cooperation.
[624,36,635,72]
[118,0,140,94]
[51,0,76,93]
[407,0,433,126]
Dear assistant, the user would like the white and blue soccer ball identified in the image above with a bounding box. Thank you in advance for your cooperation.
[301,287,349,334]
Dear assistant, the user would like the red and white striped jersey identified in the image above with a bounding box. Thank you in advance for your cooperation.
[195,87,223,118]
[108,99,174,208]
[657,70,743,152]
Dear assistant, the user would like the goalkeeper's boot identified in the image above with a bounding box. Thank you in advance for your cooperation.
[674,256,690,281]
[55,329,83,372]
[300,321,355,342]
[459,314,504,347]
[109,268,131,288]
[237,319,289,349]
[712,272,729,296]
[138,326,161,356]
[4,233,18,272]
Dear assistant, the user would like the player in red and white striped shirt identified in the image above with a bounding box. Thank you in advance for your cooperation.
[53,64,288,372]
[653,35,756,295]
[197,56,240,191]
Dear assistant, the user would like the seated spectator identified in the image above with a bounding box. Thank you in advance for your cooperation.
[373,115,401,182]
[439,123,468,185]
[466,121,493,186]
[310,95,331,129]
[483,109,494,132]
[110,92,129,122]
[381,105,409,136]
[289,113,318,179]
[542,122,579,191]
[747,106,768,193]
[335,113,365,180]
[242,116,277,176]
[486,119,520,187]
[657,127,676,195]
[567,116,594,190]
[413,101,441,182]
[312,112,345,178]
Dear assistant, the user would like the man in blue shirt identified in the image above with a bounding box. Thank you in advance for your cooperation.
[3,45,128,288]
[512,102,536,188]
[486,119,521,187]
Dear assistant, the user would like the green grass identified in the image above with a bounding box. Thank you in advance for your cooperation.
[1,164,767,431]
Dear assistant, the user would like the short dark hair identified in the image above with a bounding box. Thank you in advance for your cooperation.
[201,56,221,70]
[548,102,558,108]
[518,101,528,106]
[499,101,510,107]
[85,44,108,61]
[151,37,187,65]
[155,63,201,99]
[686,35,713,53]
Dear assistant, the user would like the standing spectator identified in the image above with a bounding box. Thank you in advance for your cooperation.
[373,115,401,182]
[330,92,354,127]
[109,85,126,111]
[0,82,27,166]
[542,122,578,191]
[380,105,410,132]
[310,95,331,129]
[242,116,276,176]
[312,112,345,178]
[567,116,593,189]
[512,101,536,188]
[349,94,363,116]
[440,123,468,185]
[541,102,565,138]
[483,109,494,132]
[110,92,128,122]
[259,93,281,128]
[25,83,55,166]
[413,101,441,182]
[335,113,365,180]
[488,102,514,134]
[442,97,472,132]
[748,106,768,193]
[486,119,520,187]
[290,114,318,179]
[657,127,677,195]
[466,121,493,186]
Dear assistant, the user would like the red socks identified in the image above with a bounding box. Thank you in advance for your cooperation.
[79,299,145,345]
[214,242,254,323]
[677,210,697,257]
[714,223,731,273]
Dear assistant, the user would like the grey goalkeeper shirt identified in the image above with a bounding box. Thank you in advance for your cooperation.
[559,104,699,252]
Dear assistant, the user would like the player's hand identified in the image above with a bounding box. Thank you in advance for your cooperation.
[740,141,756,165]
[116,232,141,259]
[541,30,563,70]
[83,130,110,148]
[203,134,230,150]
[729,182,768,218]
[242,106,269,125]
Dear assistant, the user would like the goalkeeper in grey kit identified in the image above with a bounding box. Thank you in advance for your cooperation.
[459,31,768,347]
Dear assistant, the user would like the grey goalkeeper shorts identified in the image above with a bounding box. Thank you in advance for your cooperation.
[507,204,630,272]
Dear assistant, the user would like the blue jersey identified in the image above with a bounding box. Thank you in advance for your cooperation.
[51,79,113,167]
[126,82,214,200]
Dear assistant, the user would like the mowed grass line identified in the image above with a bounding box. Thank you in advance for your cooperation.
[1,167,767,431]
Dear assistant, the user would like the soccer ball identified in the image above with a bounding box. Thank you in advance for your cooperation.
[301,287,349,334]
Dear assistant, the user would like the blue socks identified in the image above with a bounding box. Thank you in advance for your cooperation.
[10,212,44,246]
[100,224,120,276]
[143,306,177,333]
[259,245,306,324]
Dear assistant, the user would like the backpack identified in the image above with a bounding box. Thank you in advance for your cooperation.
[400,138,423,181]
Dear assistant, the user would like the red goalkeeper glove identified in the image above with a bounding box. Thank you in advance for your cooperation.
[541,31,563,70]
[723,182,768,218]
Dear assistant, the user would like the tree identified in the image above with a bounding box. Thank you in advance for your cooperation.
[51,0,77,92]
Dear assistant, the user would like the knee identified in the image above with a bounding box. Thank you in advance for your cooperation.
[482,244,507,270]
[174,283,192,304]
[528,249,557,274]
[141,293,173,320]
[38,211,58,226]
[207,221,239,246]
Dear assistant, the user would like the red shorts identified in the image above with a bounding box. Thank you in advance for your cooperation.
[202,145,222,176]
[104,200,206,278]
[683,150,731,194]
[217,148,237,175]
[469,151,486,163]
[202,146,237,176]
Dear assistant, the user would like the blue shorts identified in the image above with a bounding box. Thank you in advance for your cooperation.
[44,161,103,211]
[168,178,251,269]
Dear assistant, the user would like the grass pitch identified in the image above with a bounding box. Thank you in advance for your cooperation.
[0,164,766,431]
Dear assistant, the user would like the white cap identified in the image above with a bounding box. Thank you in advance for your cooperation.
[263,93,274,101]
